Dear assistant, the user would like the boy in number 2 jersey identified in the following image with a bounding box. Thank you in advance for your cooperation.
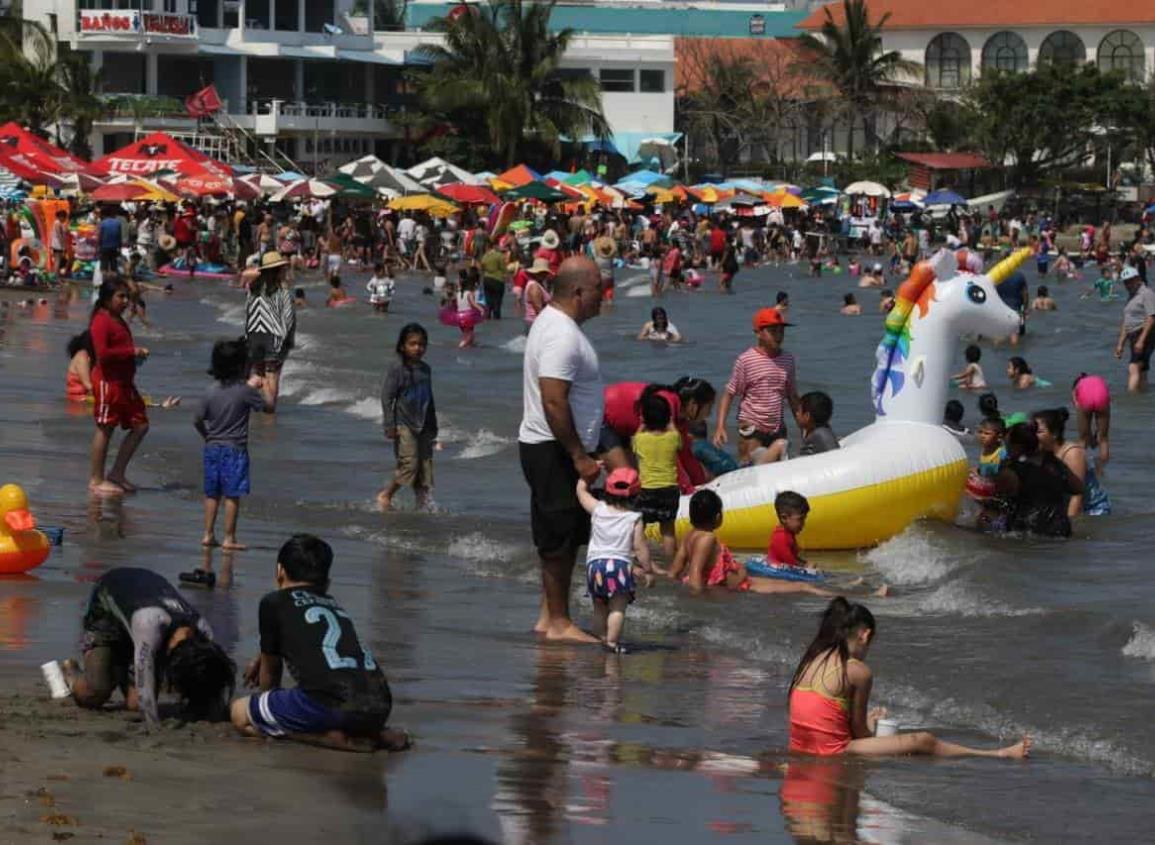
[230,534,411,751]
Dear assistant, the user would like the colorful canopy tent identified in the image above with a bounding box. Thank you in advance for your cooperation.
[0,122,93,174]
[236,173,286,196]
[407,156,483,187]
[501,181,568,203]
[844,180,891,198]
[766,192,806,209]
[616,169,667,188]
[160,175,234,197]
[801,186,840,205]
[387,194,459,216]
[90,179,179,203]
[91,132,229,180]
[339,155,424,195]
[495,164,541,188]
[270,178,340,202]
[325,172,378,199]
[923,189,968,206]
[544,178,585,200]
[579,131,682,166]
[436,183,499,205]
[563,169,594,185]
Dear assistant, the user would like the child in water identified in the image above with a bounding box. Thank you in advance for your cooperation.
[326,275,351,307]
[1007,356,1038,389]
[377,323,437,511]
[767,491,811,567]
[667,490,837,597]
[952,344,987,390]
[975,417,1007,477]
[575,468,655,653]
[798,391,839,456]
[839,293,861,315]
[788,598,1030,758]
[1031,285,1056,311]
[194,338,275,550]
[366,262,395,313]
[1072,373,1110,465]
[633,391,683,558]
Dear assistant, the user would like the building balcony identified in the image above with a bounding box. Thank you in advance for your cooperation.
[238,99,397,137]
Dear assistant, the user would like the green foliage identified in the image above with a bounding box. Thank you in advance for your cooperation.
[414,0,609,168]
[794,0,920,160]
[962,63,1139,187]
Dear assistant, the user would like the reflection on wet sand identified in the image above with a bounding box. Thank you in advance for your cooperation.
[781,757,867,844]
[0,593,39,648]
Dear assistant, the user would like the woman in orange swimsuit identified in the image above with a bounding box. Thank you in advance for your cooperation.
[667,490,836,597]
[788,598,1032,759]
[66,330,95,402]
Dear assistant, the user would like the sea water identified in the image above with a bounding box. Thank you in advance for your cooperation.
[1,259,1154,842]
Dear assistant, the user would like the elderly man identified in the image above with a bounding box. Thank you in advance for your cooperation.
[518,256,604,642]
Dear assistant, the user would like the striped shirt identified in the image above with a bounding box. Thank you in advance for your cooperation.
[725,347,796,432]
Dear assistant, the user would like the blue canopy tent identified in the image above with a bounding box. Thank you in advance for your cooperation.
[924,189,967,206]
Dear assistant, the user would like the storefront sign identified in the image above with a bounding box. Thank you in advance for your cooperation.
[78,10,197,39]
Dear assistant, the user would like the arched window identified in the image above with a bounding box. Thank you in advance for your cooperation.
[1098,30,1145,83]
[1038,31,1086,67]
[981,31,1028,73]
[925,32,972,88]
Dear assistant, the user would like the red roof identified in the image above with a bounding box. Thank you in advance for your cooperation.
[91,132,229,179]
[895,152,991,170]
[676,38,827,100]
[798,0,1155,30]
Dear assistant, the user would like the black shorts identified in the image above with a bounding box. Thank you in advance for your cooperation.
[519,440,590,558]
[247,331,284,367]
[637,486,679,524]
[79,586,133,693]
[738,424,786,447]
[1129,330,1154,372]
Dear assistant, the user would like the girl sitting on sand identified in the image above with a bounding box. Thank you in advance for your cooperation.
[789,597,1031,759]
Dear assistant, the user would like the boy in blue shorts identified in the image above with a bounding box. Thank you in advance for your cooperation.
[194,338,274,550]
[230,534,411,752]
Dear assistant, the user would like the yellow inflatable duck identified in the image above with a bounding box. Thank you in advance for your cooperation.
[0,484,50,574]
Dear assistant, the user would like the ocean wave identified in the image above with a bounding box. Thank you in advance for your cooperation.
[446,531,522,562]
[908,582,1046,619]
[344,397,383,421]
[1122,622,1155,661]
[625,285,652,298]
[863,526,960,586]
[455,429,513,460]
[501,335,527,354]
[298,386,357,406]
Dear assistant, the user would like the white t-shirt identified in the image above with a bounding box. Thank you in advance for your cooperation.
[586,501,641,563]
[519,304,603,451]
[397,218,416,241]
[367,276,394,303]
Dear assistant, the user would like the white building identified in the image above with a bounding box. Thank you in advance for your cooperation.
[25,0,675,168]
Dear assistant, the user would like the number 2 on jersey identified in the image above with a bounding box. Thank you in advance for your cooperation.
[305,606,377,671]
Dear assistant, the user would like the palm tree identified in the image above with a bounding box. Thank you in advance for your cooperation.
[57,47,104,159]
[795,0,920,160]
[415,0,609,167]
[0,17,67,136]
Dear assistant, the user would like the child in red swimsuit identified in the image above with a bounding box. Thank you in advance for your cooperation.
[768,490,809,567]
[668,490,836,597]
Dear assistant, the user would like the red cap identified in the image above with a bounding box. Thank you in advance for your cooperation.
[605,467,640,498]
[753,307,793,330]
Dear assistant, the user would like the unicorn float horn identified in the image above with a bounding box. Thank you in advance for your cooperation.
[987,247,1034,285]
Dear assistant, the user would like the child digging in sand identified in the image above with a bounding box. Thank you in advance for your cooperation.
[231,534,411,752]
[195,338,275,550]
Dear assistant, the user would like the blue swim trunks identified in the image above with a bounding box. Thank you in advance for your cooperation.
[247,688,343,737]
[203,443,250,498]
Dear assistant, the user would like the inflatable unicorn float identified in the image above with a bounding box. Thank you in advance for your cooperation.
[668,246,1033,551]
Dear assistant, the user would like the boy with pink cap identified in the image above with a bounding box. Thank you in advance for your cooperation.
[576,468,657,653]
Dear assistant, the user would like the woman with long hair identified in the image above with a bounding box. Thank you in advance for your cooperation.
[789,598,1030,758]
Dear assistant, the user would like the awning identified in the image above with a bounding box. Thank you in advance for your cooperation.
[279,46,336,60]
[579,131,682,165]
[336,49,399,65]
[895,152,991,171]
[198,43,243,56]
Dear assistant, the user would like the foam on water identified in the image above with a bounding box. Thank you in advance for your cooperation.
[446,531,521,562]
[1122,622,1155,661]
[906,582,1047,619]
[344,397,383,422]
[863,526,959,586]
[455,429,513,460]
[501,335,527,354]
[298,386,357,406]
[625,286,652,298]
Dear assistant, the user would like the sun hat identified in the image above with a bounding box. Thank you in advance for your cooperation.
[1120,265,1140,283]
[753,306,793,330]
[593,235,617,259]
[540,229,560,249]
[605,467,640,498]
[260,250,288,270]
[157,233,177,251]
[872,262,883,273]
[527,256,554,276]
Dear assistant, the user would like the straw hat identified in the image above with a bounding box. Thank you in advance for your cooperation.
[540,229,560,249]
[593,235,617,259]
[260,250,288,270]
[157,234,177,251]
[527,257,554,276]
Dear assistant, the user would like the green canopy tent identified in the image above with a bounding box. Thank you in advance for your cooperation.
[325,172,378,199]
[502,181,569,203]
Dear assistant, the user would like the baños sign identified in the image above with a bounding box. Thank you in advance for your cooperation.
[78,10,197,38]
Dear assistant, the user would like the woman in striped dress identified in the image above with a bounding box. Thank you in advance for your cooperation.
[244,250,295,410]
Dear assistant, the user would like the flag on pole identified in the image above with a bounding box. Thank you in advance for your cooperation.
[185,84,223,118]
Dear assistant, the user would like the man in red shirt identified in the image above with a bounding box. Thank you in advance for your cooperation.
[712,307,801,464]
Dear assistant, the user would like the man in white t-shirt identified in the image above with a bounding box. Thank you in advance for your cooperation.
[519,256,604,643]
[396,215,416,256]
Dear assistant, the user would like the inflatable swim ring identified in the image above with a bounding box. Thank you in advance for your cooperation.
[156,260,233,280]
[743,557,826,582]
[438,304,486,329]
[0,484,50,574]
[649,248,1033,550]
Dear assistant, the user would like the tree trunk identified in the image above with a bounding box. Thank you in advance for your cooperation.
[845,111,855,162]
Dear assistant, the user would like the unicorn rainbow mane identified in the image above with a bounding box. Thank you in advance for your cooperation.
[871,260,938,415]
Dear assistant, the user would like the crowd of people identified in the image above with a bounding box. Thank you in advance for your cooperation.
[42,182,1155,769]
